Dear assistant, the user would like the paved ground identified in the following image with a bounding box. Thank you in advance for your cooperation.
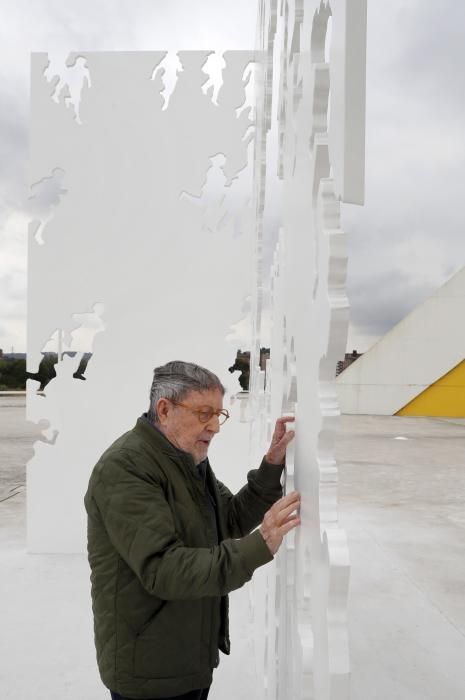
[335,415,465,700]
[1,397,465,699]
[0,395,39,550]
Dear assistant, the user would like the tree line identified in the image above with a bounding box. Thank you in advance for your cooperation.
[0,352,92,391]
[0,358,26,390]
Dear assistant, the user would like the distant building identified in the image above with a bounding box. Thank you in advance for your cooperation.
[336,267,465,416]
[336,350,362,377]
[259,347,270,371]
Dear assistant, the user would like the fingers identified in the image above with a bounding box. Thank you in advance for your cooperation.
[260,490,302,554]
[276,490,300,508]
[277,500,300,523]
[281,429,295,445]
[270,415,295,441]
[282,513,300,524]
[279,517,300,536]
[272,496,299,518]
[265,492,300,522]
[265,492,300,527]
[272,429,295,446]
[272,416,295,438]
[269,423,295,451]
[276,415,295,425]
[266,417,296,465]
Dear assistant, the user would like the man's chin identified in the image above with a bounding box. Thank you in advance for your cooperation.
[193,444,209,464]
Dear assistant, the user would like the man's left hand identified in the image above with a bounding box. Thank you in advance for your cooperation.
[265,416,295,465]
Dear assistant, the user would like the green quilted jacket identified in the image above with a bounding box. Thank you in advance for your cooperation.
[84,416,283,698]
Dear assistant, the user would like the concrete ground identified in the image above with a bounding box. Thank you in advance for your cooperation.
[1,396,465,699]
[335,415,465,700]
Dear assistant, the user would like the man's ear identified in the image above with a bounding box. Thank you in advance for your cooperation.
[156,398,170,425]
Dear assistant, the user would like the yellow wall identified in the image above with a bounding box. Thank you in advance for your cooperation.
[396,358,465,417]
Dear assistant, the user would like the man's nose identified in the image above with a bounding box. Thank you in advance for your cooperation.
[207,414,221,433]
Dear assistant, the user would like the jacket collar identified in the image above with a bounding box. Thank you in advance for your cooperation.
[133,414,193,460]
[134,415,224,535]
[134,415,210,483]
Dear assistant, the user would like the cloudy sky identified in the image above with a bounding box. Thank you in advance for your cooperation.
[0,0,464,353]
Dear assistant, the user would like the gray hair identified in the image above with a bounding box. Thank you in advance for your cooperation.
[148,360,225,423]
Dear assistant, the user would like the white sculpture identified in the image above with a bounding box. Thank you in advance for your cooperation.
[27,2,366,695]
[248,1,366,699]
[27,50,259,552]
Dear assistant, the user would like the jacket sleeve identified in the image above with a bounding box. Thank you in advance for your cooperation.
[215,458,284,538]
[87,457,273,601]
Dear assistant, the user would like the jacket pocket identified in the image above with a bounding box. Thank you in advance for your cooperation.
[133,599,202,679]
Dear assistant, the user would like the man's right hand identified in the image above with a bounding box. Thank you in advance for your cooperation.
[259,491,301,555]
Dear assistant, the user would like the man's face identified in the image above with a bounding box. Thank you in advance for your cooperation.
[157,388,224,465]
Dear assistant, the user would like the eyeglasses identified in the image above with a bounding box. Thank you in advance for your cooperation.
[170,400,230,425]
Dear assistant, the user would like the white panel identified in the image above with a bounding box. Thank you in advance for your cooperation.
[249,1,366,699]
[27,7,367,696]
[27,50,258,552]
[329,0,367,204]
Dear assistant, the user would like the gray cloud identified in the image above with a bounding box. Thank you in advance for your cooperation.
[339,0,465,347]
[347,268,435,338]
[0,105,29,209]
[0,272,26,303]
[391,2,465,112]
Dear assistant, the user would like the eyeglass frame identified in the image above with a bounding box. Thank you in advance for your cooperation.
[169,400,230,425]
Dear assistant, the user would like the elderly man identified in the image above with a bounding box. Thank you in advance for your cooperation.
[85,360,300,700]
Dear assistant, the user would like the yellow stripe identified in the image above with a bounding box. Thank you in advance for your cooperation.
[396,358,465,417]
